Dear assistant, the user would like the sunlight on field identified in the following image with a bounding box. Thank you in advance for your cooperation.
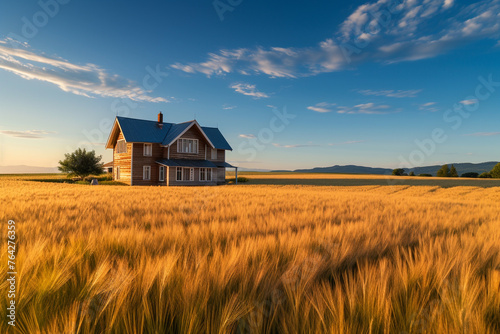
[1,179,500,333]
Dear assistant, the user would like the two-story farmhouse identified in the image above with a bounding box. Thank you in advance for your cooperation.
[105,113,235,186]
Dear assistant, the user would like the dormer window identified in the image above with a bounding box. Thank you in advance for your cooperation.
[177,138,198,154]
[143,143,152,156]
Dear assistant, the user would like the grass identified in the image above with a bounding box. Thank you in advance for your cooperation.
[0,175,499,333]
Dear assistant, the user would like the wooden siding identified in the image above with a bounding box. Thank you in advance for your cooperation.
[131,143,165,186]
[169,126,211,160]
[113,132,132,185]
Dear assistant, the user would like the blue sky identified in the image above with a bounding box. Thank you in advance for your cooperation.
[0,0,499,170]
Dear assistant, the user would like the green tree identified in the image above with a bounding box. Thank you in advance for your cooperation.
[409,171,415,176]
[436,164,450,177]
[449,165,458,177]
[490,163,500,178]
[461,172,478,178]
[392,168,405,176]
[58,148,103,178]
[479,172,492,178]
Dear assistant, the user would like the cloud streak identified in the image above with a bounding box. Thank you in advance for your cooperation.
[307,102,336,113]
[464,132,500,136]
[357,89,422,98]
[0,39,168,102]
[231,83,269,98]
[171,0,500,78]
[0,129,56,139]
[337,102,395,114]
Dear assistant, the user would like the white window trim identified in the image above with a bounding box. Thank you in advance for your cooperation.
[177,138,199,154]
[200,168,212,181]
[143,166,151,180]
[176,167,182,181]
[159,166,165,182]
[143,143,152,156]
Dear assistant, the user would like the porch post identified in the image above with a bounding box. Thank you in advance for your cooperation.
[235,167,238,185]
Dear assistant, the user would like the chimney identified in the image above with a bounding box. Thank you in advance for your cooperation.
[158,112,163,123]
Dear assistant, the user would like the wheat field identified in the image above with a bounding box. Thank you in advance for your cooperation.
[1,176,500,333]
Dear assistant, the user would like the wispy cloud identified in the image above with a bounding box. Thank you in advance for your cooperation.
[272,143,319,148]
[0,129,56,139]
[328,140,366,146]
[464,132,500,136]
[357,89,421,98]
[223,104,237,110]
[171,0,500,78]
[307,102,336,113]
[460,99,479,105]
[419,101,439,112]
[231,83,269,98]
[0,39,168,102]
[337,103,395,114]
[239,134,256,139]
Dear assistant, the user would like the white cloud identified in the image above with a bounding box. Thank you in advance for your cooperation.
[460,99,479,105]
[328,140,365,146]
[171,0,500,78]
[337,102,395,114]
[357,89,422,98]
[419,101,439,112]
[464,132,500,136]
[0,39,168,102]
[0,129,56,139]
[223,104,236,110]
[307,102,336,113]
[272,143,319,148]
[231,83,269,98]
[239,134,256,139]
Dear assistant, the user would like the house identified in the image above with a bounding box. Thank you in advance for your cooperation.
[103,161,113,174]
[105,113,237,186]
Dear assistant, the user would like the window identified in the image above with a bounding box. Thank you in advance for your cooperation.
[159,166,165,182]
[143,166,151,180]
[143,143,152,156]
[116,166,121,179]
[177,138,198,154]
[211,148,217,160]
[176,167,182,181]
[200,168,212,181]
[116,140,127,153]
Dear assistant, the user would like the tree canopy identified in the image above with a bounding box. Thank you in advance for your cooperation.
[436,164,450,177]
[58,148,104,178]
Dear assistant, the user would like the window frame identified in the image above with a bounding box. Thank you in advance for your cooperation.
[143,143,152,156]
[143,165,151,180]
[176,167,182,181]
[177,138,199,154]
[200,168,212,181]
[159,166,165,182]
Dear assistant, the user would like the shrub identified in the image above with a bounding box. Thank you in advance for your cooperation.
[58,148,104,178]
[392,168,406,176]
[418,174,433,177]
[461,172,479,178]
[409,171,415,176]
[490,163,500,178]
[479,172,492,178]
[437,164,450,177]
[228,177,249,184]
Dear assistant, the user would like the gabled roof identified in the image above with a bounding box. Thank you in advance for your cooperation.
[105,116,232,150]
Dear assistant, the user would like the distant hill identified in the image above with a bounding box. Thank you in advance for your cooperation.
[276,161,499,176]
[0,165,60,174]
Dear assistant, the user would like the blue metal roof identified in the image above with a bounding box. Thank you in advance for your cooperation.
[161,122,193,146]
[115,116,232,150]
[201,126,232,150]
[156,159,218,168]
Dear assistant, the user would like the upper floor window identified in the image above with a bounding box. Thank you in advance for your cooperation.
[116,140,127,154]
[177,138,198,154]
[143,143,152,156]
[211,148,217,160]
